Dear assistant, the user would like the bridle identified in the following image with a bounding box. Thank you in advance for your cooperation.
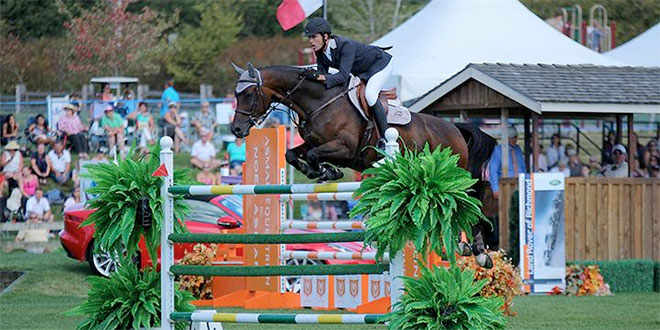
[234,67,353,128]
[234,68,306,127]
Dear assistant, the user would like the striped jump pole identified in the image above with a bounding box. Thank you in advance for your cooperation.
[282,220,366,230]
[170,311,384,324]
[282,250,389,262]
[279,192,356,201]
[169,182,361,196]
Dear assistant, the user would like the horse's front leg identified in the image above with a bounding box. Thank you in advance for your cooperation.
[285,143,320,179]
[306,140,351,182]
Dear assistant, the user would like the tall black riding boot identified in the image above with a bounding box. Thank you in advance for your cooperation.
[370,101,389,149]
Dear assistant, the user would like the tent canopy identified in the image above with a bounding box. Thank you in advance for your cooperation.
[605,23,660,67]
[373,0,622,102]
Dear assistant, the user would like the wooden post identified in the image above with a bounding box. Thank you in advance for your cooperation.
[532,113,539,172]
[15,84,25,114]
[137,84,149,101]
[501,108,509,178]
[524,113,531,172]
[627,114,634,177]
[81,85,88,113]
[616,115,623,144]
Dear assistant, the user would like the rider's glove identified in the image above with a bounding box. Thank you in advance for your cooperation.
[303,70,320,81]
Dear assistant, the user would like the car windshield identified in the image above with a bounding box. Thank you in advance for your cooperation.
[218,195,242,217]
[183,199,229,224]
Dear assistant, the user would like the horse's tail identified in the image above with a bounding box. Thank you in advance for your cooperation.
[455,122,497,199]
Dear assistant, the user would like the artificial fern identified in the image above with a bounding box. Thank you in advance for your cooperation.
[81,145,192,265]
[69,258,195,330]
[350,143,485,264]
[383,264,506,329]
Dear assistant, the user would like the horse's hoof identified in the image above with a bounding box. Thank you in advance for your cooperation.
[475,253,493,269]
[458,242,473,256]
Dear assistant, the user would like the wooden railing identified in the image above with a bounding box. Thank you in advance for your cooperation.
[497,177,660,262]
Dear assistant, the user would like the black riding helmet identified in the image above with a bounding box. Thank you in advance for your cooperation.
[304,17,331,37]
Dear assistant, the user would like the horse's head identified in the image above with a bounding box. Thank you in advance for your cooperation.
[230,63,274,138]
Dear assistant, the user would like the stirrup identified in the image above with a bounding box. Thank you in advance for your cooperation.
[377,138,386,150]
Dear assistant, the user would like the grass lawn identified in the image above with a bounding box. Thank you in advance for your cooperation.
[2,248,659,329]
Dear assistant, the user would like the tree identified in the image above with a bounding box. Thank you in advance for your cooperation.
[0,20,35,87]
[329,0,428,43]
[64,0,172,77]
[165,1,241,89]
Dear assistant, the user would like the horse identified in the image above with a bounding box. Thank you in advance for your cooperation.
[230,63,497,267]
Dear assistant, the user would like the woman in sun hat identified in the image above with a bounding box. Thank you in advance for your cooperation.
[57,103,89,159]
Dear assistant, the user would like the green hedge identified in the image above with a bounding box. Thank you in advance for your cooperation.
[571,259,655,293]
[655,262,660,292]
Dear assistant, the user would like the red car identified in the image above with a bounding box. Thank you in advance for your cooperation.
[60,195,372,292]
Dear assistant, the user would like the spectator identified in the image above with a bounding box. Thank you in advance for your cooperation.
[567,149,584,177]
[164,102,187,153]
[2,114,19,145]
[642,139,659,171]
[227,137,246,169]
[631,158,648,178]
[546,133,566,170]
[488,125,526,199]
[304,202,323,221]
[31,142,51,184]
[90,92,106,122]
[602,131,616,165]
[160,79,180,118]
[47,139,71,184]
[602,144,629,177]
[123,89,137,116]
[64,186,84,212]
[25,188,53,223]
[18,167,38,211]
[191,129,222,170]
[57,103,89,159]
[1,141,23,180]
[581,164,591,177]
[192,101,217,137]
[28,114,55,145]
[551,159,571,177]
[101,84,114,102]
[648,155,660,178]
[128,102,155,152]
[588,155,602,176]
[101,105,125,155]
[536,144,548,172]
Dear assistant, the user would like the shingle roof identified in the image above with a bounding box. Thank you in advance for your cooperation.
[467,64,660,104]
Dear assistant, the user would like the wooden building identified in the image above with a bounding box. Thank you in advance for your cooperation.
[409,64,660,261]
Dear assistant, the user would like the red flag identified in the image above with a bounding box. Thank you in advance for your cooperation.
[276,0,323,31]
[152,164,169,177]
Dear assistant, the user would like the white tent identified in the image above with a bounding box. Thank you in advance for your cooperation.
[605,23,660,67]
[373,0,622,102]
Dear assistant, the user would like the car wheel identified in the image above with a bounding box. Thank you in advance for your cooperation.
[86,241,140,277]
[283,256,324,293]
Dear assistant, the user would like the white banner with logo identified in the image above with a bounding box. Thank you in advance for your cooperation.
[518,173,566,293]
[333,275,361,309]
[300,275,329,308]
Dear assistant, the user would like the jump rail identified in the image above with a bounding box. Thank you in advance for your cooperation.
[160,128,402,329]
[170,312,384,324]
[282,220,366,230]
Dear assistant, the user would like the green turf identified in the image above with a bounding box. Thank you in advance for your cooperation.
[2,248,659,329]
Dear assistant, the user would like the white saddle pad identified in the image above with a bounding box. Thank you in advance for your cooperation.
[347,75,411,126]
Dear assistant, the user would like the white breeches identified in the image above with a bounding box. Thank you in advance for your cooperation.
[364,61,393,107]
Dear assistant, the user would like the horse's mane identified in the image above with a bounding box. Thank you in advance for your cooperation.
[262,65,343,98]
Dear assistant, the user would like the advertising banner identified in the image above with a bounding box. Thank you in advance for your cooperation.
[518,173,566,293]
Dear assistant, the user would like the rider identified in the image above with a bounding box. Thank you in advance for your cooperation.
[304,17,392,148]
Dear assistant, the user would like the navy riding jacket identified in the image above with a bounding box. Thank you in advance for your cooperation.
[315,35,392,89]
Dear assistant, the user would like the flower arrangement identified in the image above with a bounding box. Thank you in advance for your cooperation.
[557,264,612,296]
[457,250,523,316]
[178,243,217,299]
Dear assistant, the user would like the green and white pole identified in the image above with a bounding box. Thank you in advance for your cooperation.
[160,136,175,330]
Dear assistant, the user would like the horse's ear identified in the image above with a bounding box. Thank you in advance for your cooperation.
[247,63,257,78]
[231,62,245,75]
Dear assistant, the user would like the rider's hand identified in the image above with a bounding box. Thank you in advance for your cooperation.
[303,70,320,81]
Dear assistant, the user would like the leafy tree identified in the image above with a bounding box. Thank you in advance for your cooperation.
[0,20,36,87]
[328,0,429,42]
[165,1,241,89]
[64,0,172,77]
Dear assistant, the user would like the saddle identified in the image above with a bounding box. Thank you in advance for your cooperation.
[347,75,411,126]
